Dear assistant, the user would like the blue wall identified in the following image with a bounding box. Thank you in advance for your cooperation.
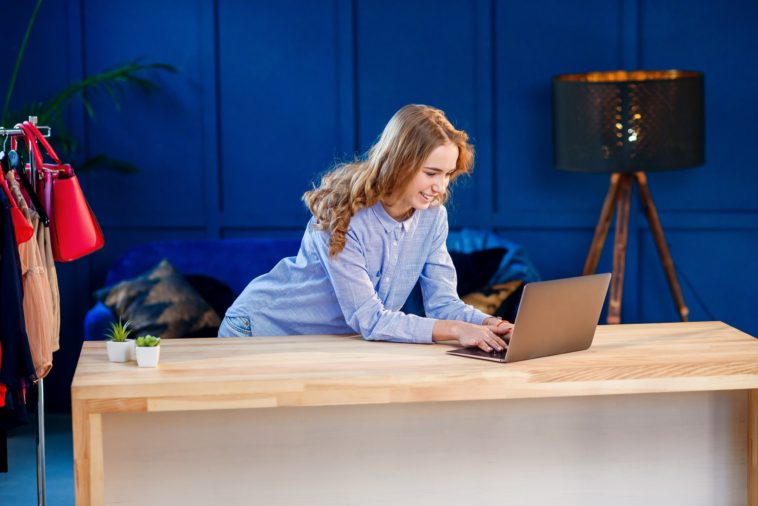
[2,0,757,409]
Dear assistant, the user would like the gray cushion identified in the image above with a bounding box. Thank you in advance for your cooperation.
[95,259,220,338]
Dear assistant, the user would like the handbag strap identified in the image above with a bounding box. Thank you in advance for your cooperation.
[14,123,46,172]
[21,121,63,165]
[15,122,74,180]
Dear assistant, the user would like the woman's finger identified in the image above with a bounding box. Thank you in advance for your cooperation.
[477,341,493,352]
[490,323,513,335]
[485,330,507,350]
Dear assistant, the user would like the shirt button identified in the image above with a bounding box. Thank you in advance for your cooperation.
[393,241,398,246]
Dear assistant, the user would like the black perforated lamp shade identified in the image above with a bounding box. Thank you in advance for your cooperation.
[552,70,704,173]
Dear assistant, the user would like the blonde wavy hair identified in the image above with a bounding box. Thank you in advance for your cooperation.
[303,104,475,256]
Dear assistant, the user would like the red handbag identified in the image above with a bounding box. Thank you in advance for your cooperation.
[18,121,104,261]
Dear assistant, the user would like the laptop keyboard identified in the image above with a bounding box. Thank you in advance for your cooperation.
[457,347,507,360]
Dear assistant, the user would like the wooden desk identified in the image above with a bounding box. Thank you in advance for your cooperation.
[72,322,758,505]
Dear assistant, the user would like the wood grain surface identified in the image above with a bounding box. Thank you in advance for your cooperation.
[72,321,758,411]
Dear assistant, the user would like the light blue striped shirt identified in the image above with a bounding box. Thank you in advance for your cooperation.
[223,202,489,343]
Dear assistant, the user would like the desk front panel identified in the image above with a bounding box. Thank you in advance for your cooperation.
[101,390,748,506]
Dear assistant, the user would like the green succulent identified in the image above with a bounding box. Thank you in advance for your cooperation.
[136,335,161,347]
[105,319,132,342]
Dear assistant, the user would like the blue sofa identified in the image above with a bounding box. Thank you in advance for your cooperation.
[85,231,539,341]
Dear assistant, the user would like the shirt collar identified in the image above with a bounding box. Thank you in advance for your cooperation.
[371,202,417,233]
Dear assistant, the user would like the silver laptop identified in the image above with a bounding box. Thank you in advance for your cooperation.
[447,273,611,363]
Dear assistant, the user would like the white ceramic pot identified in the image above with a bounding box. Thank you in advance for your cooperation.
[136,346,160,368]
[106,341,131,363]
[127,339,136,361]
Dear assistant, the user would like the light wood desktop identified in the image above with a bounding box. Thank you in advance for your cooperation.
[71,321,758,505]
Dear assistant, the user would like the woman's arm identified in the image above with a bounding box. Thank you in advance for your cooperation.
[418,207,492,324]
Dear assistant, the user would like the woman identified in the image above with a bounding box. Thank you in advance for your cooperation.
[220,104,511,352]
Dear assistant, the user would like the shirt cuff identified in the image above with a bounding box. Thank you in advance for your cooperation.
[469,311,489,326]
[414,317,437,344]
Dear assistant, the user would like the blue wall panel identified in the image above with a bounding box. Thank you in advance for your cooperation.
[640,229,758,336]
[219,0,343,228]
[1,1,74,116]
[356,0,484,225]
[640,0,758,211]
[494,0,622,216]
[81,0,213,228]
[356,0,479,147]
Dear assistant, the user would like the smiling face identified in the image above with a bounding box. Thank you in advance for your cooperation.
[382,142,459,221]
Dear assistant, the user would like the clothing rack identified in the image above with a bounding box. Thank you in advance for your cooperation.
[1,116,50,506]
[0,125,51,137]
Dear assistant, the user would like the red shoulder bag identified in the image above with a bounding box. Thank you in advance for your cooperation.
[18,121,104,261]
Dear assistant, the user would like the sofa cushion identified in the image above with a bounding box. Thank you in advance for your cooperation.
[461,280,526,323]
[449,248,507,297]
[83,301,117,341]
[95,259,221,338]
[185,274,236,318]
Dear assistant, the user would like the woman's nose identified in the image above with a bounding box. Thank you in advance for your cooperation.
[432,180,447,193]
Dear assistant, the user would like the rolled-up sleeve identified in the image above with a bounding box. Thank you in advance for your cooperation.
[315,229,437,344]
[419,208,490,325]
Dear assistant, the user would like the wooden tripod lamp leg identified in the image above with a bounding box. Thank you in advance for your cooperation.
[607,174,632,324]
[583,173,622,276]
[634,172,690,322]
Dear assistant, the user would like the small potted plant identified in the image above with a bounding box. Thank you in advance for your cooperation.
[135,335,161,368]
[105,319,133,363]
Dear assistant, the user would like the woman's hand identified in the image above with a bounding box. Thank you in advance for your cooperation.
[433,320,511,352]
[483,316,508,327]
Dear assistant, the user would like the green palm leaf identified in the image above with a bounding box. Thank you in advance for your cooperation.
[2,2,176,173]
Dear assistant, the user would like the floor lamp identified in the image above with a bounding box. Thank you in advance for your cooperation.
[552,70,704,324]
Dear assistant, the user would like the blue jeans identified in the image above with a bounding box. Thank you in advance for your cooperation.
[218,315,253,337]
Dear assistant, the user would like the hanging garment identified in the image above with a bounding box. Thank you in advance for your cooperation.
[0,174,32,244]
[37,211,60,351]
[3,154,61,352]
[8,177,54,378]
[0,190,35,430]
